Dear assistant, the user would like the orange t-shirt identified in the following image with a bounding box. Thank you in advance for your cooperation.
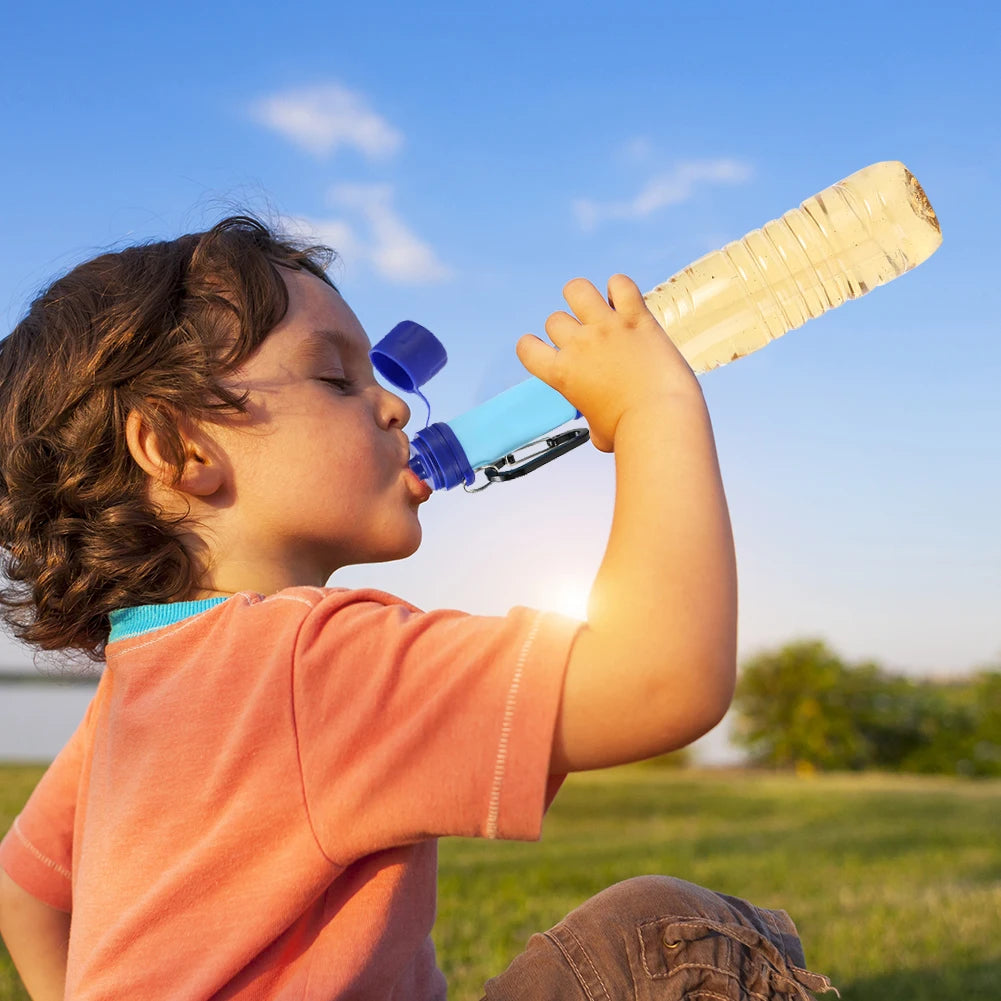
[0,586,580,1000]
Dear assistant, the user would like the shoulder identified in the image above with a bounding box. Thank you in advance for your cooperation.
[187,587,433,667]
[105,586,423,653]
[233,586,425,638]
[254,585,423,615]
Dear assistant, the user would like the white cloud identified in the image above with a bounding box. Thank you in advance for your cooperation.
[250,83,403,159]
[574,159,753,230]
[619,136,654,163]
[282,214,362,263]
[286,184,452,285]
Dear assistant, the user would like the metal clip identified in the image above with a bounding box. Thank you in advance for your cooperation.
[463,427,591,492]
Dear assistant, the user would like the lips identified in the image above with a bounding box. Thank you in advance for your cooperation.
[404,466,433,503]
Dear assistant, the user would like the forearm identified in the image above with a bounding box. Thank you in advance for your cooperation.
[0,870,69,1001]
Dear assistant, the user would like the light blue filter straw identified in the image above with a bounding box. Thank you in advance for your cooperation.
[370,321,578,492]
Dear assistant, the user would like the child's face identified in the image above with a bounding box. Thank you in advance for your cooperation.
[205,269,429,587]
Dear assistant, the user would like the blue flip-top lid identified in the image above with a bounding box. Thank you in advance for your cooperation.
[370,321,447,392]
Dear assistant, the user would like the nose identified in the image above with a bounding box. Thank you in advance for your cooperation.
[377,386,411,431]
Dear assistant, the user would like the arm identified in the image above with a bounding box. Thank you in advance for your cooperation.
[0,869,69,1001]
[518,275,737,773]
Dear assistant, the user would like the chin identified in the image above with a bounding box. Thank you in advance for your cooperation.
[361,526,424,566]
[392,526,423,561]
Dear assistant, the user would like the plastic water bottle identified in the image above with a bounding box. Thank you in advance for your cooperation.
[380,160,942,490]
[643,159,942,374]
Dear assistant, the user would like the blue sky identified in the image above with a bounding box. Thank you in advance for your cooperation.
[1,0,998,721]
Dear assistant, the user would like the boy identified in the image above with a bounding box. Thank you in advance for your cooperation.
[0,218,833,998]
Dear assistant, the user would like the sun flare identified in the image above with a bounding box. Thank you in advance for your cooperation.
[541,575,591,622]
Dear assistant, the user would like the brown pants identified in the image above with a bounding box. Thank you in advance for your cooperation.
[483,876,837,1000]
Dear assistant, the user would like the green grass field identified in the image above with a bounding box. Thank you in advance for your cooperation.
[2,764,999,999]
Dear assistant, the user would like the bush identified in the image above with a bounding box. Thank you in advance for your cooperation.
[733,641,1001,776]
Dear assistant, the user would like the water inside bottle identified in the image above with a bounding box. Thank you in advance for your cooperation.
[643,161,942,374]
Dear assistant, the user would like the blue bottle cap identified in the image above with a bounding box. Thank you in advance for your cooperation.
[370,321,447,393]
[409,423,475,490]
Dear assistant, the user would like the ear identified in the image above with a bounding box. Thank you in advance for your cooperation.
[125,408,224,498]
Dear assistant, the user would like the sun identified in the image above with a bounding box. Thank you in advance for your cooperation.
[541,575,591,622]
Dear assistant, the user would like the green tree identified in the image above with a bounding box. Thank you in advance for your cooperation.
[850,669,954,771]
[733,640,867,770]
[903,669,1001,777]
[734,642,1001,776]
[967,670,1001,776]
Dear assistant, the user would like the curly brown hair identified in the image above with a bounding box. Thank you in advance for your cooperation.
[0,216,335,660]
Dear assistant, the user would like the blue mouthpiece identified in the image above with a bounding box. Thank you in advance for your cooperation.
[408,423,475,491]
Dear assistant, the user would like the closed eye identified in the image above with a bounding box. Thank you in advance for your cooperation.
[318,377,356,393]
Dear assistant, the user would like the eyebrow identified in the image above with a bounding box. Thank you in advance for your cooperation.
[298,328,369,364]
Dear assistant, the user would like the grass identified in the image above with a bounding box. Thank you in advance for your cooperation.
[3,764,1000,999]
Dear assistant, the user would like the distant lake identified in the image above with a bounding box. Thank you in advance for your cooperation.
[0,681,744,766]
[0,682,97,761]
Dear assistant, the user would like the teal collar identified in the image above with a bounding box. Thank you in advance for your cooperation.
[108,597,229,643]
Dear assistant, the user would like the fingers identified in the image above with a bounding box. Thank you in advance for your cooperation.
[521,273,648,381]
[545,310,580,348]
[606,273,646,315]
[562,274,646,321]
[562,277,610,322]
[515,333,558,382]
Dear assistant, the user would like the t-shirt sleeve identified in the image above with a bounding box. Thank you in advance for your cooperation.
[0,696,95,911]
[290,592,581,863]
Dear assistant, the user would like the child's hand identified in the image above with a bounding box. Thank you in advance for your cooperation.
[516,275,701,452]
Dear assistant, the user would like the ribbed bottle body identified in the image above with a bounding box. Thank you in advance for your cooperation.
[642,161,941,374]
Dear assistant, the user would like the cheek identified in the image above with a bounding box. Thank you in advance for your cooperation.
[337,421,398,476]
[315,433,392,500]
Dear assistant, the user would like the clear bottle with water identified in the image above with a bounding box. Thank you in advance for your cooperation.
[384,161,941,491]
[643,159,941,374]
